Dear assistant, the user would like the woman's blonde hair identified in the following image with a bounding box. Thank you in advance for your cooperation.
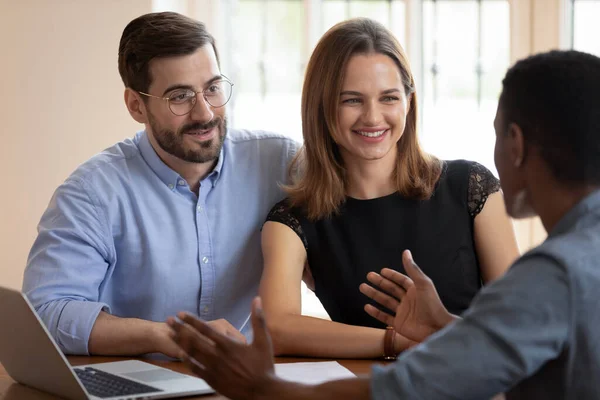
[286,18,442,220]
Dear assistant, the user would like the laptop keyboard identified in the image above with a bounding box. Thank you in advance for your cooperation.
[74,367,162,398]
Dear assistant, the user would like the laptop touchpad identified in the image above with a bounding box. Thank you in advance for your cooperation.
[123,369,187,382]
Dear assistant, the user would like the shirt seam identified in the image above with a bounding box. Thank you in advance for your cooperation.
[69,147,142,183]
[69,176,114,265]
[225,134,298,146]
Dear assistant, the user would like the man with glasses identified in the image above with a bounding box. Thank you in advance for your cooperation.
[21,12,298,357]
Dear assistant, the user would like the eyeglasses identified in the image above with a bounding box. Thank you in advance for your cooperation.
[138,76,234,116]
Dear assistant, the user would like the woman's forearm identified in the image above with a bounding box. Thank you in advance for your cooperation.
[267,314,410,358]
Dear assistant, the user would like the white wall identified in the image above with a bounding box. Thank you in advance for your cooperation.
[0,0,152,289]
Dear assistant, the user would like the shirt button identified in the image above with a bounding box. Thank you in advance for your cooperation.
[168,184,174,189]
[202,256,209,264]
[178,180,185,186]
[203,306,209,313]
[197,205,203,212]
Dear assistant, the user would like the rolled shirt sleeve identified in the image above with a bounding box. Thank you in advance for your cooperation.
[22,177,112,355]
[371,254,570,400]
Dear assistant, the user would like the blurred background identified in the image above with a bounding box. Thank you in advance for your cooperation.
[1,0,599,316]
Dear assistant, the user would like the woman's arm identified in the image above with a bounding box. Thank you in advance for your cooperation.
[474,191,520,283]
[260,221,411,358]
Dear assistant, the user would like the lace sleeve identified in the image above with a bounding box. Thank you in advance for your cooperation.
[265,199,308,251]
[468,162,501,218]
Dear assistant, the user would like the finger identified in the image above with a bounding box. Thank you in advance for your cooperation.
[364,304,395,326]
[359,282,401,311]
[181,355,222,395]
[402,250,431,283]
[166,317,179,337]
[376,269,414,293]
[366,271,409,299]
[165,317,188,359]
[181,353,209,380]
[177,312,237,352]
[226,328,247,344]
[168,317,215,361]
[215,319,246,344]
[250,297,273,353]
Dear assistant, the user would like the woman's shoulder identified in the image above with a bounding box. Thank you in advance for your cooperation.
[266,198,297,223]
[265,197,308,250]
[439,160,501,217]
[442,159,497,180]
[267,197,305,218]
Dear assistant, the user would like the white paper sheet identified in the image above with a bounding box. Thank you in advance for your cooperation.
[274,361,356,385]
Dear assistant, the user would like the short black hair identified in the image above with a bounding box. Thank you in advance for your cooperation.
[118,12,219,93]
[500,50,600,185]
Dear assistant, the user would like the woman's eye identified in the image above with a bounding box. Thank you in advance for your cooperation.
[342,98,361,104]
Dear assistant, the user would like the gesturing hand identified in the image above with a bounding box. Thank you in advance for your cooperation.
[205,318,247,344]
[167,298,276,400]
[359,250,457,343]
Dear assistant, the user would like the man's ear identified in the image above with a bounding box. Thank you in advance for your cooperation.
[507,122,526,167]
[124,88,148,124]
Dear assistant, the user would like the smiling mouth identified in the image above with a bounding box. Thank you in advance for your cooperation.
[185,126,215,136]
[354,129,387,138]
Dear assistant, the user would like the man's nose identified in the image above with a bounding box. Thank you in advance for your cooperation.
[189,94,214,122]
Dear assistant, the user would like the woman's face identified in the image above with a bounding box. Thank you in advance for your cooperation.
[334,52,410,166]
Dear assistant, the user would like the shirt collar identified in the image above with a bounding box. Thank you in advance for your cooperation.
[136,130,225,190]
[210,145,225,188]
[549,189,600,238]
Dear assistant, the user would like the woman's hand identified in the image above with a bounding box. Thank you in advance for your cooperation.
[360,250,457,343]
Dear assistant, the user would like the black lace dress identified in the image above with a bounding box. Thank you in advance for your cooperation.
[266,160,500,328]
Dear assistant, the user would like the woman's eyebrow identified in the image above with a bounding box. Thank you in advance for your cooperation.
[340,88,402,96]
[340,90,362,96]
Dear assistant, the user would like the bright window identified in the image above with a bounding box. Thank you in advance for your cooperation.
[229,0,305,142]
[421,0,509,173]
[571,0,600,55]
[228,0,508,173]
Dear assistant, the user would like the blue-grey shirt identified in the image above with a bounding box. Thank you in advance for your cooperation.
[372,189,600,399]
[22,129,298,355]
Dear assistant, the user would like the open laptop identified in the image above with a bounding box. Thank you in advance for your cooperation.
[0,286,215,399]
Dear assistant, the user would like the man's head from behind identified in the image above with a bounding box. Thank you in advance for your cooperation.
[119,12,229,165]
[494,50,600,218]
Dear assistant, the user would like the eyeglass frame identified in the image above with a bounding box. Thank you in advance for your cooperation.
[137,75,234,116]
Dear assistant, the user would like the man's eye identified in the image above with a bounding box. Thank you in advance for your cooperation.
[206,85,221,94]
[170,91,193,102]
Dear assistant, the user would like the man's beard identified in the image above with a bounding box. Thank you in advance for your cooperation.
[148,112,227,164]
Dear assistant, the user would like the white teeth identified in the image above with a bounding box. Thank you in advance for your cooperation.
[356,129,386,138]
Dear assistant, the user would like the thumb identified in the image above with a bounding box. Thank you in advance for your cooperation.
[402,250,429,283]
[250,297,272,351]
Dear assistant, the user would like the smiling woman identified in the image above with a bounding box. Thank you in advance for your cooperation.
[255,18,519,361]
[288,18,441,219]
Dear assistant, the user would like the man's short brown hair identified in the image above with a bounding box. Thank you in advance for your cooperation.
[118,12,219,93]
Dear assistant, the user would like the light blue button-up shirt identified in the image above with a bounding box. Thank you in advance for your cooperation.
[23,129,298,355]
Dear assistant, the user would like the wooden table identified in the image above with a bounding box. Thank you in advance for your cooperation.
[0,356,384,399]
